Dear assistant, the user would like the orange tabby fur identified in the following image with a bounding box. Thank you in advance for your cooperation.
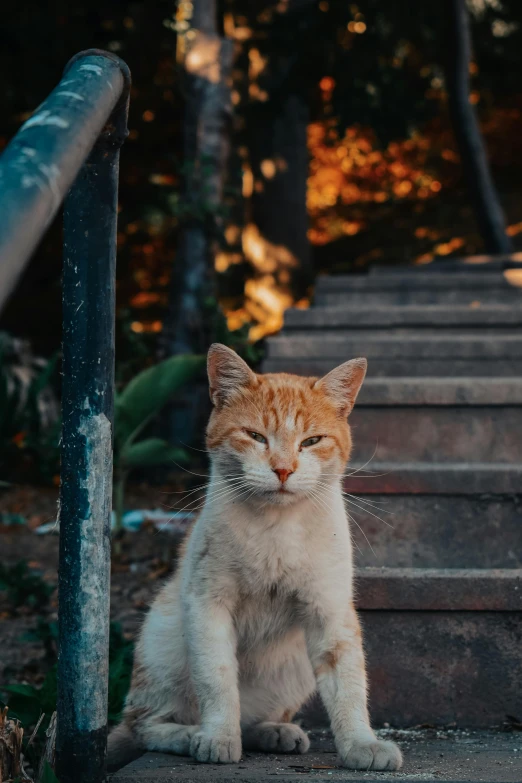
[108,344,402,772]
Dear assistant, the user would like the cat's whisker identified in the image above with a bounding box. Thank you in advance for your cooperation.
[177,440,209,454]
[344,509,377,558]
[312,484,378,557]
[236,487,260,507]
[160,485,207,495]
[342,498,395,530]
[307,489,366,556]
[320,468,390,479]
[162,483,211,505]
[307,487,338,518]
[340,493,390,510]
[307,489,336,522]
[156,493,242,535]
[313,448,380,480]
[164,459,214,478]
[315,483,394,525]
[341,493,393,514]
[162,477,247,511]
[155,480,253,533]
[314,480,389,510]
[204,481,254,505]
[318,469,392,480]
[164,457,250,483]
[161,474,245,499]
[345,445,379,477]
[319,447,391,480]
[175,476,259,513]
[345,470,391,478]
[314,480,390,510]
[315,484,394,531]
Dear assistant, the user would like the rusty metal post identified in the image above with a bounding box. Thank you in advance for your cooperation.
[56,51,130,783]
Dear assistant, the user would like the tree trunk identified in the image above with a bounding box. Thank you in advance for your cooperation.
[161,0,233,446]
[444,0,512,254]
[248,93,312,299]
[163,0,233,356]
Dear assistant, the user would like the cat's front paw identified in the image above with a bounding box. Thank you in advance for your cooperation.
[190,730,242,763]
[339,738,402,771]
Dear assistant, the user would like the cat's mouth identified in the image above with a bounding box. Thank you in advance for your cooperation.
[267,485,298,502]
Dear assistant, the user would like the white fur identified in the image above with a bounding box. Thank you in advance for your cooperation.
[110,350,401,771]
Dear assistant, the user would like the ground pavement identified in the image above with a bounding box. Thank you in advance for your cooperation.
[110,728,522,782]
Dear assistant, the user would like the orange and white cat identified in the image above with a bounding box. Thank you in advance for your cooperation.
[109,344,402,771]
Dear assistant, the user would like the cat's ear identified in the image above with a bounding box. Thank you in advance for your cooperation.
[314,357,367,417]
[207,343,257,407]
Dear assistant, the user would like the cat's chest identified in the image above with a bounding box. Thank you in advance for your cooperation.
[236,520,311,589]
[235,586,301,652]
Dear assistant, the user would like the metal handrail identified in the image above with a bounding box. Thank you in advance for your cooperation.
[0,49,131,783]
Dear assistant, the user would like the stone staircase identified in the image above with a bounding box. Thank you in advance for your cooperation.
[264,265,522,727]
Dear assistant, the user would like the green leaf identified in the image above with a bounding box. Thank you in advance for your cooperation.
[121,438,189,468]
[29,354,58,400]
[38,666,58,714]
[2,683,39,699]
[41,760,61,783]
[115,355,205,446]
[1,684,41,727]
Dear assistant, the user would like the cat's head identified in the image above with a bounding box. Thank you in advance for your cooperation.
[206,344,366,506]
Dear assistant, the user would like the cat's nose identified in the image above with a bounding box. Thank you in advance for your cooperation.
[273,468,293,484]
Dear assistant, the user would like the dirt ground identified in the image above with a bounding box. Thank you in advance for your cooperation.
[0,482,193,688]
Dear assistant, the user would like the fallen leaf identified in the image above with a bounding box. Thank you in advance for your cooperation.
[312,765,336,769]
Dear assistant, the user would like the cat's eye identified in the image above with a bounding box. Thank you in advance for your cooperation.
[247,431,267,444]
[301,436,323,448]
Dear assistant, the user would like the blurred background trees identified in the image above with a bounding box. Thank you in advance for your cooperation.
[1,0,522,459]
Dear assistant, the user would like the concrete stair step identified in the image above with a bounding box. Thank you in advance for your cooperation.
[351,379,522,463]
[355,567,522,611]
[349,494,522,569]
[344,462,522,495]
[358,377,522,405]
[354,567,522,727]
[350,567,522,727]
[263,352,522,379]
[263,356,522,376]
[315,271,520,291]
[370,252,522,272]
[265,335,522,377]
[315,289,522,305]
[284,303,522,331]
[350,406,522,464]
[267,334,522,360]
[284,327,521,338]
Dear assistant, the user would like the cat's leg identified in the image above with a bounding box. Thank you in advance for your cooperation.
[243,721,309,753]
[185,592,242,763]
[306,604,402,771]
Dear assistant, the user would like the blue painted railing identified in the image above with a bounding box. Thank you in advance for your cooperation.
[0,49,131,783]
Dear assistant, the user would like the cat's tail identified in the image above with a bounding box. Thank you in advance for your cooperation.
[107,722,144,772]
